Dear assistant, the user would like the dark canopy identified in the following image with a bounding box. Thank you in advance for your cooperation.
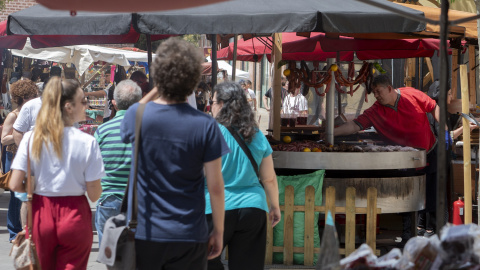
[8,5,132,35]
[8,0,425,37]
[35,0,226,13]
[6,5,171,49]
[134,0,426,34]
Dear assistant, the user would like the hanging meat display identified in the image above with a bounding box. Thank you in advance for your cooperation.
[283,61,375,101]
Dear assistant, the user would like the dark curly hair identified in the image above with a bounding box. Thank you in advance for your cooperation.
[371,74,392,88]
[214,82,258,143]
[10,79,38,107]
[152,37,203,102]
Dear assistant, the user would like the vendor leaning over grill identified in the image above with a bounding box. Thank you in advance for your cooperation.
[334,74,441,240]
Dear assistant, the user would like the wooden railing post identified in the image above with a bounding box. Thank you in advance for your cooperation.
[266,185,380,266]
[325,186,336,217]
[366,187,378,251]
[283,186,295,265]
[265,212,273,264]
[345,187,356,256]
[304,186,315,265]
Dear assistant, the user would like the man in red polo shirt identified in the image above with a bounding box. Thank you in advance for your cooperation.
[334,74,440,242]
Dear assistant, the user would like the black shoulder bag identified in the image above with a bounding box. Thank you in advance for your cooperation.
[97,103,146,269]
[226,126,263,188]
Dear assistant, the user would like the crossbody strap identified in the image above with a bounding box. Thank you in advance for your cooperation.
[26,134,33,237]
[120,103,147,228]
[226,126,263,187]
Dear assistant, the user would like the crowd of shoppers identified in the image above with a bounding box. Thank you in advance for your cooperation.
[2,37,282,270]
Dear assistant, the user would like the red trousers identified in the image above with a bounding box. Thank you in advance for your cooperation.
[31,194,93,270]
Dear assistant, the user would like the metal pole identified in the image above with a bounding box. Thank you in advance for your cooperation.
[437,0,449,231]
[146,34,153,90]
[477,0,480,224]
[232,34,237,81]
[419,57,424,91]
[272,33,283,140]
[415,57,420,89]
[326,58,335,145]
[211,35,218,87]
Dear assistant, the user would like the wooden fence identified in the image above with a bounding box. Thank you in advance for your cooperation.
[265,185,381,266]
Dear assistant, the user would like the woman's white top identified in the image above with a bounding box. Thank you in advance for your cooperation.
[11,127,105,197]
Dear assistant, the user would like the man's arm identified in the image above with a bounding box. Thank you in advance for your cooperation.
[431,104,450,131]
[432,104,440,123]
[334,121,361,136]
[263,95,270,111]
[139,87,158,104]
[204,157,225,260]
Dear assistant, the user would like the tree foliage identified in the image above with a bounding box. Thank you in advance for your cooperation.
[0,0,11,11]
[134,34,202,51]
[182,34,201,47]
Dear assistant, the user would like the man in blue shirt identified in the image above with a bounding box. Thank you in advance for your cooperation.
[121,38,229,270]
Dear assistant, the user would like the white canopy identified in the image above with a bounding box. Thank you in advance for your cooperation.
[206,56,250,81]
[11,38,151,75]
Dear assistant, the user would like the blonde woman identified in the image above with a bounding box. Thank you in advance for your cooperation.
[9,77,104,270]
[1,79,37,242]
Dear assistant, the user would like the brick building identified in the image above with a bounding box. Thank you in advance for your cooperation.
[0,0,37,22]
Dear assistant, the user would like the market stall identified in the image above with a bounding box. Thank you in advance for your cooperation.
[217,27,477,264]
[5,0,434,267]
[10,39,151,76]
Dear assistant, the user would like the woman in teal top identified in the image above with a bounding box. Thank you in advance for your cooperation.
[206,82,281,270]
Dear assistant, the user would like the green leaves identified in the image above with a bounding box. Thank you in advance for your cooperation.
[373,62,386,74]
[277,60,289,69]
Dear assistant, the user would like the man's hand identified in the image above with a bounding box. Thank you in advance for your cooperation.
[207,228,223,260]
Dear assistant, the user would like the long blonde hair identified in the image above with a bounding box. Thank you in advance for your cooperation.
[32,77,79,160]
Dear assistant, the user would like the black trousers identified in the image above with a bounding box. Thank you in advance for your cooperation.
[206,208,267,270]
[135,240,207,270]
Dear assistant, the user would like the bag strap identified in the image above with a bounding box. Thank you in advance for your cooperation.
[226,126,263,187]
[120,103,147,229]
[26,134,33,238]
[0,146,4,174]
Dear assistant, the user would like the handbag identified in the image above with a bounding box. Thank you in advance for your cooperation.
[226,126,263,187]
[10,135,41,270]
[0,146,12,190]
[97,103,146,270]
[0,170,12,190]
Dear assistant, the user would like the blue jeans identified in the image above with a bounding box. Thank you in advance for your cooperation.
[95,195,122,246]
[6,151,22,241]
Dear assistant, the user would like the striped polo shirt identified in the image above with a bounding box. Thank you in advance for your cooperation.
[94,110,132,204]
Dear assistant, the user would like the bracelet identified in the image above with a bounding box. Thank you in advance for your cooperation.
[450,131,454,140]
